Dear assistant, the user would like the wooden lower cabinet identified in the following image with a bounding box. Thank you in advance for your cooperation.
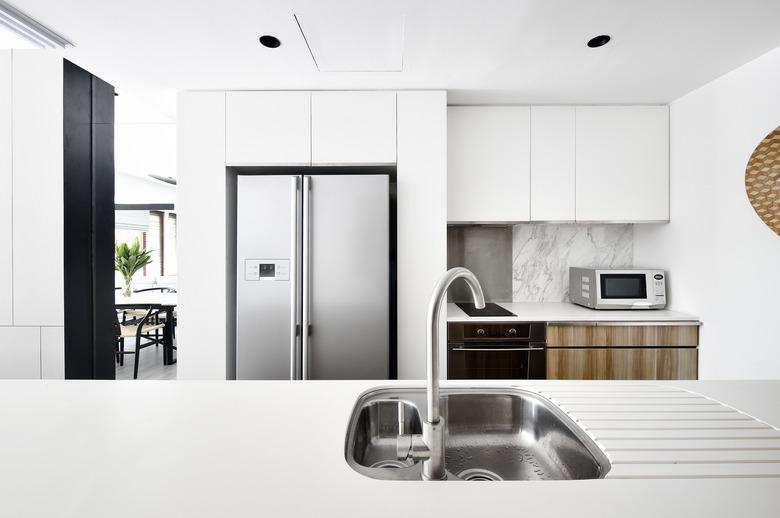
[546,324,699,380]
[547,324,699,347]
[547,347,698,380]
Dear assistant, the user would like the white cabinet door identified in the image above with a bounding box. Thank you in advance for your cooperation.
[0,51,11,325]
[0,327,40,378]
[448,106,530,222]
[40,326,64,379]
[530,106,575,221]
[575,106,669,221]
[12,51,63,326]
[311,91,396,165]
[226,91,311,165]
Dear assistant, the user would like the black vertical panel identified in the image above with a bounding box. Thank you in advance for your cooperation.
[63,61,94,379]
[63,60,115,379]
[91,76,115,379]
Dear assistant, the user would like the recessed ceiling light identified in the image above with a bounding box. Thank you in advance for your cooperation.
[587,35,611,48]
[259,35,281,48]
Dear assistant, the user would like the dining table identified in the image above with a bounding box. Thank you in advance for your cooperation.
[115,290,177,365]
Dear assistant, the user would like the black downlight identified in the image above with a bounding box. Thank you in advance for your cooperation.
[259,35,281,48]
[587,35,611,48]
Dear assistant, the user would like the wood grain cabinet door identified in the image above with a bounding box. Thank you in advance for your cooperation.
[547,347,698,380]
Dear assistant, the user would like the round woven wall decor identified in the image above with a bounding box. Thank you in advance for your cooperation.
[745,126,780,236]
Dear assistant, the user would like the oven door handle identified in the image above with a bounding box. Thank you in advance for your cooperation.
[450,347,543,352]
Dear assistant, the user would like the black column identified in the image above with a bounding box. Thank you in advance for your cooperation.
[63,60,115,379]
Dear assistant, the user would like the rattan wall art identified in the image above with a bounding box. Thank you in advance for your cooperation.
[745,126,780,236]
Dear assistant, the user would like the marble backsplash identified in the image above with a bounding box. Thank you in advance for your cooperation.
[512,223,633,302]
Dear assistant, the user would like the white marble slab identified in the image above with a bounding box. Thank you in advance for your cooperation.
[512,223,633,302]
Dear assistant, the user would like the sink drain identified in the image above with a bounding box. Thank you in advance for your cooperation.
[457,468,504,481]
[370,459,411,469]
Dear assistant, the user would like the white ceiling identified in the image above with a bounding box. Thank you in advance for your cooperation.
[12,0,780,118]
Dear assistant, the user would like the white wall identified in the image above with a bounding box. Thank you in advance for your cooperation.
[115,172,176,205]
[634,46,780,379]
[114,93,176,181]
[0,50,64,379]
[115,124,176,181]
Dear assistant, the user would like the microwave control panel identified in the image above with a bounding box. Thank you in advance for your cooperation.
[245,259,290,281]
[653,273,666,299]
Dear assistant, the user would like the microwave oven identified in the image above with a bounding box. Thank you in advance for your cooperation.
[569,267,667,309]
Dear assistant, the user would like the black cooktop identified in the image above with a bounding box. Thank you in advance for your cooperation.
[455,302,516,317]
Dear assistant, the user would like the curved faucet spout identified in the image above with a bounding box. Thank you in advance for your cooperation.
[424,267,485,480]
[397,268,486,480]
[426,267,485,425]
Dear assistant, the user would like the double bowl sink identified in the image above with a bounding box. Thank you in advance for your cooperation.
[345,387,610,481]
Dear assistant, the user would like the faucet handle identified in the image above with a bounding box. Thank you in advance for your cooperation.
[397,434,431,461]
[397,434,412,460]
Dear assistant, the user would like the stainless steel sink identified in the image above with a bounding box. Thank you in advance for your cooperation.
[345,387,611,481]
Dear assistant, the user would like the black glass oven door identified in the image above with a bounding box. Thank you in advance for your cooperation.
[447,344,545,380]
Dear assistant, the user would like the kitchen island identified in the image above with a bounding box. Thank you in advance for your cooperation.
[0,379,777,518]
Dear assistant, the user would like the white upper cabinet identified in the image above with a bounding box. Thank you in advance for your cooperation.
[226,91,311,165]
[448,106,531,222]
[311,91,396,165]
[575,106,669,221]
[530,106,575,221]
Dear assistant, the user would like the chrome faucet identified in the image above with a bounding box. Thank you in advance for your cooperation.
[397,267,485,480]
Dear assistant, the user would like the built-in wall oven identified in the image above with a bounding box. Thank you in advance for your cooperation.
[447,322,546,380]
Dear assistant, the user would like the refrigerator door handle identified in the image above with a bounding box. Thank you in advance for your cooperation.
[289,176,300,380]
[302,175,312,380]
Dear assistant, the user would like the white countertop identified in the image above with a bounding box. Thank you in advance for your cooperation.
[0,379,777,517]
[448,301,700,323]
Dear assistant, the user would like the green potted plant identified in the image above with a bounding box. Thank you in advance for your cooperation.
[115,237,153,297]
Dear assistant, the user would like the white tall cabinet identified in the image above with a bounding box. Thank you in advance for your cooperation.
[575,106,669,221]
[179,90,442,380]
[448,106,531,222]
[178,91,228,380]
[226,91,311,166]
[0,50,64,379]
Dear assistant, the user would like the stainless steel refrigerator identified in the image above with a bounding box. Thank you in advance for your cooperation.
[236,173,391,380]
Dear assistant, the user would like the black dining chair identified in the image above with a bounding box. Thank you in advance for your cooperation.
[133,287,177,340]
[114,305,165,379]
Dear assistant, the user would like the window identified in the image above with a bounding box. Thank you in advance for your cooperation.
[144,211,164,278]
[114,209,177,286]
[164,213,177,276]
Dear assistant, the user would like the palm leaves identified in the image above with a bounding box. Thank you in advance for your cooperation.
[115,237,153,282]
